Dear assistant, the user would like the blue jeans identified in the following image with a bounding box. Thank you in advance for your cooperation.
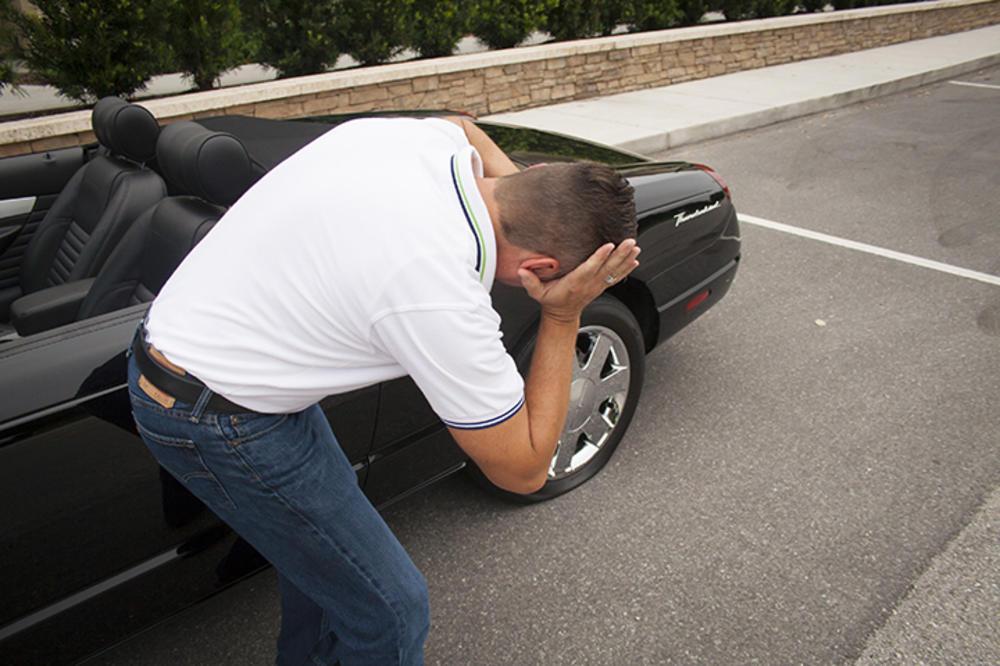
[127,352,429,665]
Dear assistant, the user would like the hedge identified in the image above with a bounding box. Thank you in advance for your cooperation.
[409,0,469,58]
[1,0,935,103]
[470,0,555,50]
[0,15,16,95]
[338,0,414,65]
[2,0,169,102]
[165,0,250,91]
[242,0,344,79]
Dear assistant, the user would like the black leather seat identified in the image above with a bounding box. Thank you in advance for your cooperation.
[77,122,258,319]
[1,98,166,329]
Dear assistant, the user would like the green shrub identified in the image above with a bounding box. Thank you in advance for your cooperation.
[627,0,683,31]
[833,0,898,7]
[0,59,14,95]
[471,0,553,50]
[599,0,633,34]
[544,1,629,41]
[717,0,794,20]
[165,0,250,90]
[677,0,709,25]
[754,0,795,17]
[0,17,17,95]
[338,0,413,65]
[716,0,752,20]
[799,0,827,11]
[409,0,468,58]
[2,0,167,102]
[243,0,344,78]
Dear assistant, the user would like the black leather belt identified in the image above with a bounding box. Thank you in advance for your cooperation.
[131,334,249,413]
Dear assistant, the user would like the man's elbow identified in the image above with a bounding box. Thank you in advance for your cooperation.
[489,465,548,495]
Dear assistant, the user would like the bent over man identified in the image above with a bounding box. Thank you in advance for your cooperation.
[127,115,638,665]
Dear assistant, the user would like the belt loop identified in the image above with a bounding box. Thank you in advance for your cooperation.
[190,387,214,423]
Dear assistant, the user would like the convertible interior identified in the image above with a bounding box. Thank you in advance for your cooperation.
[0,98,340,342]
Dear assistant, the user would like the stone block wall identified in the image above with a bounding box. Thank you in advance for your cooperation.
[0,0,997,157]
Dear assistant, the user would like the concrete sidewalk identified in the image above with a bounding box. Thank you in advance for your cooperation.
[856,486,1000,665]
[485,23,1000,155]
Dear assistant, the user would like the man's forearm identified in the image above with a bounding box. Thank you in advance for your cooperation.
[458,118,520,177]
[523,311,580,472]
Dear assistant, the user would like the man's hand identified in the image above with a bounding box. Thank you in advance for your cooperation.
[518,239,641,324]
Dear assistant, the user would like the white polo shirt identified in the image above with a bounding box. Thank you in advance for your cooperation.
[146,117,525,427]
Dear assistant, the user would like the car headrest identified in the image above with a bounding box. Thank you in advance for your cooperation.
[91,97,160,163]
[156,121,255,207]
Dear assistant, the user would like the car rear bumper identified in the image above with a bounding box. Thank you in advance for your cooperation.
[653,254,740,347]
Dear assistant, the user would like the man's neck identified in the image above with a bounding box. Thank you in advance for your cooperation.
[475,176,523,285]
[476,176,505,245]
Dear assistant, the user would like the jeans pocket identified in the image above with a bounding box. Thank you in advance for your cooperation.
[134,421,238,512]
[228,412,292,445]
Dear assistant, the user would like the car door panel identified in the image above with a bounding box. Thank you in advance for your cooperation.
[371,376,439,451]
[365,428,466,508]
[0,306,378,663]
[0,147,84,199]
[320,386,379,469]
[0,309,227,662]
[365,377,466,507]
[0,219,23,255]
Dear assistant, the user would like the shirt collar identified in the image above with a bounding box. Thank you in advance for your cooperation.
[450,146,496,292]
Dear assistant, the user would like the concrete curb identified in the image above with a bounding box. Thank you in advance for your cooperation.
[611,53,1000,154]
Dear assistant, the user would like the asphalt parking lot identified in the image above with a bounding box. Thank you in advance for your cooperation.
[91,68,1000,665]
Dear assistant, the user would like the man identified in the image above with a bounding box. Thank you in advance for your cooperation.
[127,115,639,665]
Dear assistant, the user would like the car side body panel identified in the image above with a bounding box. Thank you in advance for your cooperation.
[0,308,377,664]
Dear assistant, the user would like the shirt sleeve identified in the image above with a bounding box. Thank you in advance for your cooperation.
[370,305,525,429]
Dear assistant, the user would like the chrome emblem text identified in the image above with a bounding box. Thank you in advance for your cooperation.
[674,200,721,228]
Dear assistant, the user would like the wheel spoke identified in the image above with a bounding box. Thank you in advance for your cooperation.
[580,333,612,383]
[582,416,612,448]
[600,366,629,398]
[572,347,585,379]
[552,435,578,474]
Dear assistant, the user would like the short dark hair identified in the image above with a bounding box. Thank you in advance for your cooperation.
[494,162,637,274]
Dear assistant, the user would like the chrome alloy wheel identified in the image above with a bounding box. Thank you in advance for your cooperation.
[548,325,631,480]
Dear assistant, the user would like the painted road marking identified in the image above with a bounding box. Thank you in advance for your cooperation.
[948,80,1000,91]
[738,214,1000,288]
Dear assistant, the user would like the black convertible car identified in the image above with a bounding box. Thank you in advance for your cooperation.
[0,99,740,664]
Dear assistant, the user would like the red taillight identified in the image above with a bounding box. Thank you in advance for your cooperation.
[685,289,711,313]
[694,163,731,200]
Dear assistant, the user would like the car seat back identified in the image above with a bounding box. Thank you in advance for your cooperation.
[17,98,166,296]
[78,122,256,319]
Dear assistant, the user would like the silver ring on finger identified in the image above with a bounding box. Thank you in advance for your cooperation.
[604,274,616,285]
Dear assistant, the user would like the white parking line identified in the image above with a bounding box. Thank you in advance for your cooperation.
[738,214,1000,288]
[948,80,1000,91]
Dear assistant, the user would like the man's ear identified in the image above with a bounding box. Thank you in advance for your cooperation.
[519,256,560,280]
